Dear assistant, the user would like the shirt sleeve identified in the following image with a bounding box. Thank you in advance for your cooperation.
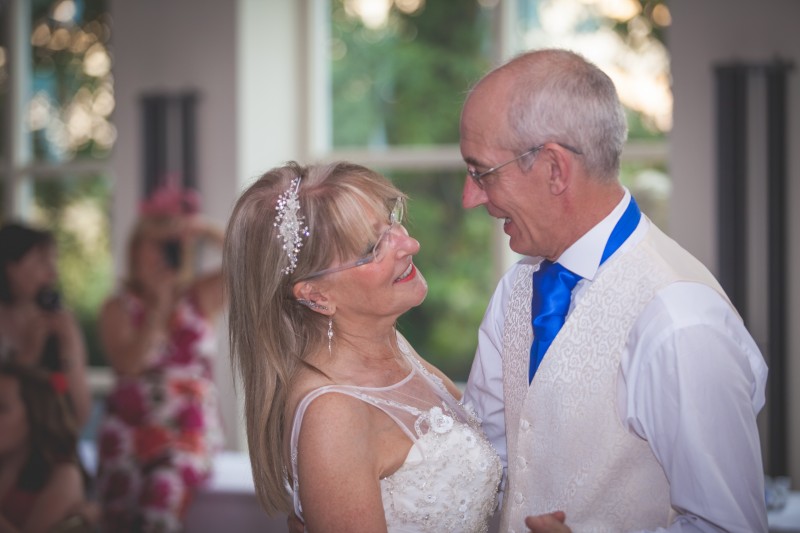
[620,282,769,533]
[464,265,520,491]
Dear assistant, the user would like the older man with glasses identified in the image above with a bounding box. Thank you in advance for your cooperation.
[461,48,768,533]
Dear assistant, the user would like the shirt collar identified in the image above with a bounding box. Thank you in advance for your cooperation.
[556,189,631,281]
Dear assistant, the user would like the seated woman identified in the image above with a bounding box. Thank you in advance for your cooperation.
[0,363,94,533]
[0,222,91,428]
[95,187,225,532]
[224,161,502,532]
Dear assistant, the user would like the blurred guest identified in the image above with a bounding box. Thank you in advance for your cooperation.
[95,186,225,532]
[0,222,92,427]
[0,363,95,533]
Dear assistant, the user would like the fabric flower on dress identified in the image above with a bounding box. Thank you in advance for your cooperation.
[170,378,206,399]
[99,419,133,463]
[428,406,454,434]
[109,381,149,425]
[177,403,205,432]
[179,463,203,487]
[170,326,202,365]
[134,425,172,463]
[140,473,175,511]
[175,453,211,488]
[139,469,186,529]
[176,430,205,455]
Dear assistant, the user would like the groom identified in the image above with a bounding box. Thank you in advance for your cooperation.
[461,49,769,532]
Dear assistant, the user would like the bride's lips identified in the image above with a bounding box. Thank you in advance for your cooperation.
[394,263,416,283]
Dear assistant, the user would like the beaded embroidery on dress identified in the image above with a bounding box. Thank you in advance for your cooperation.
[289,335,502,532]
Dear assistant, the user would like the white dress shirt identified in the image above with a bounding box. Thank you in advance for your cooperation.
[464,191,769,532]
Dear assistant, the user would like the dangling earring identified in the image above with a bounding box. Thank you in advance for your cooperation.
[327,316,334,356]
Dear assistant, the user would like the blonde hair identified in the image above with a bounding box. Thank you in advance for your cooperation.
[223,161,405,514]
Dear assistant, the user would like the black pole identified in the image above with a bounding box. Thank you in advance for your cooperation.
[141,95,169,198]
[181,92,198,190]
[765,61,791,477]
[714,65,748,316]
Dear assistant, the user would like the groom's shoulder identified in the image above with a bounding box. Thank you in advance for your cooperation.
[495,255,540,287]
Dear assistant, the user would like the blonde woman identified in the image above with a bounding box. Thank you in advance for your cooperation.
[224,161,501,532]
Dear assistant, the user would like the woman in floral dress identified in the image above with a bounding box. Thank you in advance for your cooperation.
[96,189,225,532]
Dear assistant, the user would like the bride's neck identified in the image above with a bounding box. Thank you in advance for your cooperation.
[314,326,409,386]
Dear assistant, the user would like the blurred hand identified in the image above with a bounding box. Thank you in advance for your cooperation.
[524,511,570,533]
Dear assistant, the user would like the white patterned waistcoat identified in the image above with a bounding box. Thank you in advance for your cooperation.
[499,223,733,533]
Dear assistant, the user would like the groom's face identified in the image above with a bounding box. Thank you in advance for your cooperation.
[459,77,557,259]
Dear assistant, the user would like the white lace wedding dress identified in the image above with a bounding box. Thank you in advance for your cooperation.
[289,336,502,532]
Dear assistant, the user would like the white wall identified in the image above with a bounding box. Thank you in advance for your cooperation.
[237,0,305,186]
[109,0,239,256]
[670,0,800,483]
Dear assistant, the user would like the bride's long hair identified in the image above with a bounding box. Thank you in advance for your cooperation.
[224,161,404,514]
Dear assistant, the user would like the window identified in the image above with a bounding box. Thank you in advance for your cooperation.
[511,0,672,229]
[310,0,671,381]
[1,0,114,366]
[312,0,500,380]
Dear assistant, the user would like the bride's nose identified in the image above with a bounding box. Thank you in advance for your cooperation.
[390,225,420,256]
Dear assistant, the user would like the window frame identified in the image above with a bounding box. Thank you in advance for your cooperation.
[2,0,112,219]
[1,0,114,397]
[302,0,669,278]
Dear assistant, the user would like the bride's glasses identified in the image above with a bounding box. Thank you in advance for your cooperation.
[301,198,405,279]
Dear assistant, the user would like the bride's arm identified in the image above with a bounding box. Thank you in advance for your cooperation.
[296,393,388,533]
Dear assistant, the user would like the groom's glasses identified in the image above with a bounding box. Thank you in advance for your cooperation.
[467,142,583,189]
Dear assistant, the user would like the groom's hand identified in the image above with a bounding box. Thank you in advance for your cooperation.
[287,513,304,533]
[524,510,570,532]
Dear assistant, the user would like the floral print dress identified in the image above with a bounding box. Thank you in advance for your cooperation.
[96,292,223,532]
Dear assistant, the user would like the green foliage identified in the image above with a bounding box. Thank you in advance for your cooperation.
[33,175,113,366]
[30,0,113,161]
[331,0,492,147]
[388,169,495,381]
[331,1,499,379]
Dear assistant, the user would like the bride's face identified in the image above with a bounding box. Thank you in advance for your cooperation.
[325,211,428,324]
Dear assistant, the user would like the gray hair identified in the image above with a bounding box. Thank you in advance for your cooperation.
[500,49,627,180]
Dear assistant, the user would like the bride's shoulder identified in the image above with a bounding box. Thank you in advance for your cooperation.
[288,370,371,428]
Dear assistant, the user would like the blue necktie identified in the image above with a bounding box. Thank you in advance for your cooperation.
[528,197,642,383]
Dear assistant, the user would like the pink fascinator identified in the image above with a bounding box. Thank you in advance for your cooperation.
[139,179,201,217]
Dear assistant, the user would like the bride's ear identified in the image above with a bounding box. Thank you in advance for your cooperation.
[292,281,334,315]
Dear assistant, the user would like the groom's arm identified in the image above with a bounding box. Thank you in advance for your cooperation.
[464,264,520,501]
[463,310,507,469]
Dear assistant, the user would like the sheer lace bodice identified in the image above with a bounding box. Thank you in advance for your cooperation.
[289,336,502,532]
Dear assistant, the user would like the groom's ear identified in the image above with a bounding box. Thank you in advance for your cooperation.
[292,281,335,315]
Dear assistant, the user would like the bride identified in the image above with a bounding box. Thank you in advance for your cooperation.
[224,161,501,532]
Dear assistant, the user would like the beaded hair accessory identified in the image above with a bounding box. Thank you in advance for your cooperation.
[274,177,309,275]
